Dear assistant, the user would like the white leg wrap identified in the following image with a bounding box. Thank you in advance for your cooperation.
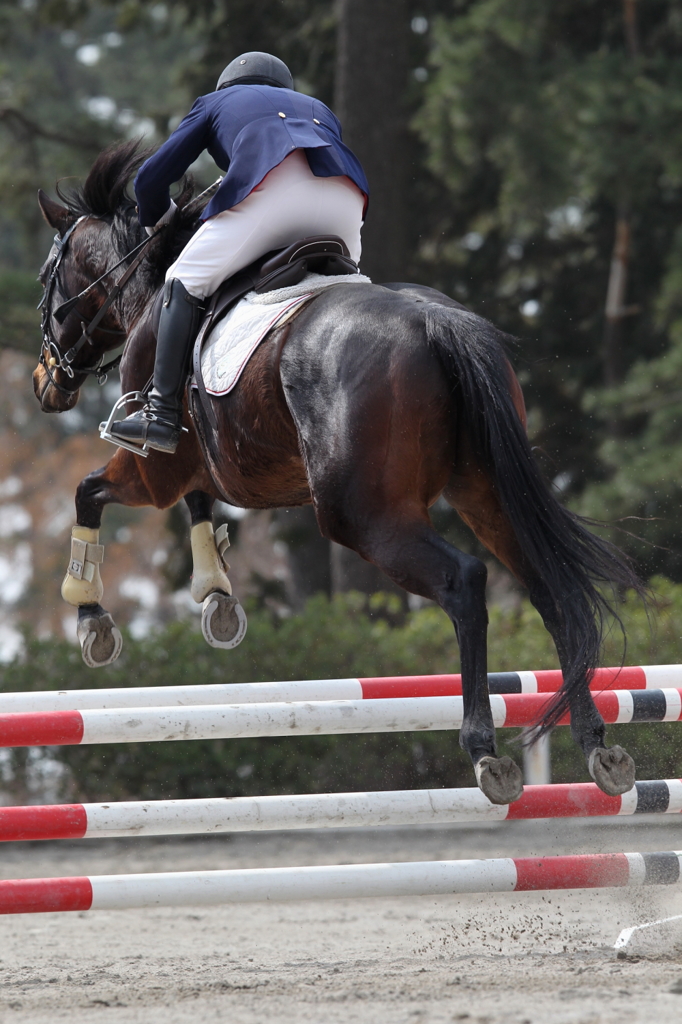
[61,527,104,607]
[190,521,232,603]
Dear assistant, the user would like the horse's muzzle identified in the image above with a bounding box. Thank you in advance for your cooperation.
[32,363,79,413]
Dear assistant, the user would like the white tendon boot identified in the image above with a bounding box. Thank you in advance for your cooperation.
[190,521,247,649]
[61,526,122,669]
[61,526,105,606]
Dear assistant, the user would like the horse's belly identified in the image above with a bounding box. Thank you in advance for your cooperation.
[211,455,311,510]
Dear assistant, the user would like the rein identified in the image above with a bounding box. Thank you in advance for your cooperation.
[39,218,157,395]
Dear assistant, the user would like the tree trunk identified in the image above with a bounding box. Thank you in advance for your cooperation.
[335,0,410,283]
[331,0,412,597]
[602,1,640,391]
[603,208,631,388]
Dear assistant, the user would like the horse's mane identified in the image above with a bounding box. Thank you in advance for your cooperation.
[55,139,200,280]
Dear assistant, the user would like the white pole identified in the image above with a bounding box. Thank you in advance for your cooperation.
[78,696,476,744]
[83,787,508,837]
[90,859,521,908]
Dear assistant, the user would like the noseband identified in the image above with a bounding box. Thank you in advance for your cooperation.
[38,217,156,397]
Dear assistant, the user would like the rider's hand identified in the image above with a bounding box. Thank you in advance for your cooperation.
[145,199,178,236]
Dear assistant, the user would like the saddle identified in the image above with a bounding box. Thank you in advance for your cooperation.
[151,234,358,341]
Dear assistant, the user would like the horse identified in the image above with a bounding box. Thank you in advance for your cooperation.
[32,140,644,806]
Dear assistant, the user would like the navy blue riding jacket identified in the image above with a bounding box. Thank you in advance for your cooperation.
[134,84,369,227]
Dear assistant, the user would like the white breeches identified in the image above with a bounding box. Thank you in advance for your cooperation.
[166,149,365,299]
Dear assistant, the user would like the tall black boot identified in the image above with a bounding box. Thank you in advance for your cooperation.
[111,279,204,454]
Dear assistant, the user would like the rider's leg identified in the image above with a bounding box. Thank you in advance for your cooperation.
[110,278,204,453]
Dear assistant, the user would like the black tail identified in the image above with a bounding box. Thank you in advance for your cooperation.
[425,304,647,735]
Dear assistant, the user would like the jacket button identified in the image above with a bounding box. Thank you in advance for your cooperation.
[278,112,286,118]
[313,118,320,124]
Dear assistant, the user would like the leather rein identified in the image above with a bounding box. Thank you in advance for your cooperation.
[38,216,157,397]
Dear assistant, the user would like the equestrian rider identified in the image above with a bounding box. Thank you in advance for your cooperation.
[110,51,369,454]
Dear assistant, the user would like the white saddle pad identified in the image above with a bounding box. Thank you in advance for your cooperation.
[199,272,371,397]
[200,294,310,396]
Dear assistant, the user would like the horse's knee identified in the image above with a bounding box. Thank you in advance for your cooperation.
[75,469,107,528]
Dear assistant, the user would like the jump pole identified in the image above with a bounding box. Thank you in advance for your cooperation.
[0,665,679,714]
[3,851,681,914]
[1,688,681,748]
[2,780,681,842]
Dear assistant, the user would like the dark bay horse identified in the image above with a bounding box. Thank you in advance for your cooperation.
[32,142,644,805]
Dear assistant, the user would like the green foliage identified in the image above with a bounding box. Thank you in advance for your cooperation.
[0,271,42,354]
[414,1,682,576]
[2,584,682,802]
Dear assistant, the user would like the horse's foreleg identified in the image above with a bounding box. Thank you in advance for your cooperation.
[63,450,163,668]
[184,491,247,650]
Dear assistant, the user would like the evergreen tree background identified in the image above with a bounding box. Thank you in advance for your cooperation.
[3,0,682,585]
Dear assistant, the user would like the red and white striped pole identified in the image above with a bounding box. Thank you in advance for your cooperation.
[1,850,680,914]
[0,665,679,715]
[0,688,680,748]
[0,779,680,842]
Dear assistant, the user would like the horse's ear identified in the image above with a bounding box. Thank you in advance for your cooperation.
[37,189,74,234]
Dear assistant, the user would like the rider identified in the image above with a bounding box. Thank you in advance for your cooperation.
[110,51,369,454]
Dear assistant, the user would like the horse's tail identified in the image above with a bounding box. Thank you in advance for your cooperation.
[424,304,646,735]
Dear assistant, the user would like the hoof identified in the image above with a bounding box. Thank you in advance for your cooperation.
[588,745,636,796]
[475,755,524,805]
[77,608,123,668]
[201,592,247,650]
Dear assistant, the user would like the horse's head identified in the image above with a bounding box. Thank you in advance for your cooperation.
[33,140,199,413]
[33,196,126,413]
[33,140,165,413]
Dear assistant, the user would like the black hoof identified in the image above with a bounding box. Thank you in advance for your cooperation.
[588,745,636,796]
[475,755,524,805]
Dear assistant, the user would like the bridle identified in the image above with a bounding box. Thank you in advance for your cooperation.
[38,215,157,397]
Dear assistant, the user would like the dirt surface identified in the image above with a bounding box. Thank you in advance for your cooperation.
[1,816,682,1023]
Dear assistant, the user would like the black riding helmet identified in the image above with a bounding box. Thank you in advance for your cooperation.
[216,52,294,91]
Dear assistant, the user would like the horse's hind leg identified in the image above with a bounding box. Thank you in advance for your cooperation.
[452,482,635,796]
[320,510,523,805]
[525,579,634,795]
[184,491,247,650]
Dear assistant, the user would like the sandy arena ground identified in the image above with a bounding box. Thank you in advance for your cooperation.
[1,816,682,1023]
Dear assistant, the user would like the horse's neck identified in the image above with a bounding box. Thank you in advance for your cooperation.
[119,302,157,393]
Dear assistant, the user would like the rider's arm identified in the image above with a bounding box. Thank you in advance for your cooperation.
[134,97,209,228]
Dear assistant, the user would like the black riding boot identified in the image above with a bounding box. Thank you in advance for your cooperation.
[110,279,204,454]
